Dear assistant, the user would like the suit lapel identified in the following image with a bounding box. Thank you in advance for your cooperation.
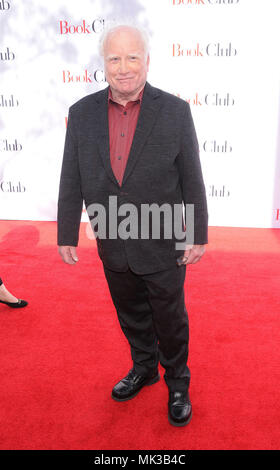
[122,82,162,185]
[95,86,119,185]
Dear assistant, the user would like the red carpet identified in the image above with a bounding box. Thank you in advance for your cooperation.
[0,221,280,450]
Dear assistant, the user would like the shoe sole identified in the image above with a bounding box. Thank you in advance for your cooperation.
[111,373,160,402]
[168,410,192,427]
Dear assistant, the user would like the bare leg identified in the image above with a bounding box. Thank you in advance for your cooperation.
[0,283,19,303]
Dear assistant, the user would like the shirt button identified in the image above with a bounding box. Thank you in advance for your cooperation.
[118,156,122,160]
[123,111,127,115]
[121,132,125,137]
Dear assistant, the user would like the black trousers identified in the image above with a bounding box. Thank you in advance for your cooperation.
[103,264,190,392]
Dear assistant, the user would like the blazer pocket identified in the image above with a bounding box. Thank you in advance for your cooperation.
[145,135,176,148]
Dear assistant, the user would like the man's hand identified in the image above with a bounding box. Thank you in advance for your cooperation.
[178,244,206,265]
[58,246,79,265]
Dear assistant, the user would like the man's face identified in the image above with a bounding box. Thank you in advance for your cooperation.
[103,27,150,99]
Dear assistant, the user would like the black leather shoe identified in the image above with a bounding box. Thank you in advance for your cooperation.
[0,299,28,308]
[112,369,160,402]
[168,391,192,427]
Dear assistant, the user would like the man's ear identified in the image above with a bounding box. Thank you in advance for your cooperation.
[146,54,150,71]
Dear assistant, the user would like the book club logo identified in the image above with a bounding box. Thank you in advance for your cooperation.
[0,47,15,61]
[0,181,26,193]
[174,92,235,107]
[0,0,10,10]
[59,18,105,35]
[0,94,19,107]
[209,185,230,198]
[172,42,237,58]
[203,140,233,153]
[62,69,105,84]
[0,138,22,152]
[172,0,240,5]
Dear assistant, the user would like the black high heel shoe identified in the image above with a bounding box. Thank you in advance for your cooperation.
[0,299,28,308]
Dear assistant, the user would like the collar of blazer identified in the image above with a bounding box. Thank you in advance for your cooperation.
[95,82,163,187]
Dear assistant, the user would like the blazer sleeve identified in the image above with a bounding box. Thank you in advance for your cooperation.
[176,102,208,245]
[57,107,83,246]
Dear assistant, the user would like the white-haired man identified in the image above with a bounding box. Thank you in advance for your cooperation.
[58,23,208,427]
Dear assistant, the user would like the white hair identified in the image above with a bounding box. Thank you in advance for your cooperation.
[99,20,150,59]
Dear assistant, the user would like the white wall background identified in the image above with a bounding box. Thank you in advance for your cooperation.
[0,0,279,228]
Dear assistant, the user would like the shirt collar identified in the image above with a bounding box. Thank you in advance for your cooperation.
[108,86,144,105]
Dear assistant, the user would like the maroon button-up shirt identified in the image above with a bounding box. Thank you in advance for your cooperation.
[108,87,144,186]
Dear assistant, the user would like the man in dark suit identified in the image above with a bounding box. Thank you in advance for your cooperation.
[57,23,208,427]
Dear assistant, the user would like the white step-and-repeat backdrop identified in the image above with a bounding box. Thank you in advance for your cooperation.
[1,0,279,228]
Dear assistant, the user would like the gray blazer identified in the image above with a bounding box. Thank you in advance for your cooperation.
[57,82,208,274]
